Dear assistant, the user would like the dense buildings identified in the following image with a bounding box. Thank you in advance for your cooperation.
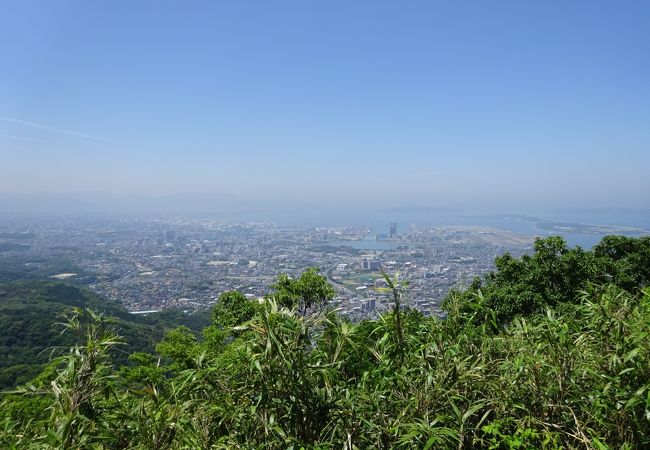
[0,215,536,320]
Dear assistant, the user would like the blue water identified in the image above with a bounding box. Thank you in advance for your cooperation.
[361,212,649,249]
[233,206,650,249]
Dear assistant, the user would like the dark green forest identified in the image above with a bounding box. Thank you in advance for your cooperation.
[0,281,210,388]
[1,235,649,449]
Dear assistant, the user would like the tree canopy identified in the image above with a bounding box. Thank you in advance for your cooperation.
[266,267,336,313]
[449,235,650,323]
[211,291,258,329]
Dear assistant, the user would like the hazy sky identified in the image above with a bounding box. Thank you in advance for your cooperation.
[1,1,649,210]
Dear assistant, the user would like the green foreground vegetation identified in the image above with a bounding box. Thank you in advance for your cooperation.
[0,281,210,388]
[1,235,649,449]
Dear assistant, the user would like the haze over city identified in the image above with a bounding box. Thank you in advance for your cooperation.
[3,3,650,447]
[1,0,649,215]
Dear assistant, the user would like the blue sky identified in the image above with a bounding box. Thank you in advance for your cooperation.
[1,0,649,210]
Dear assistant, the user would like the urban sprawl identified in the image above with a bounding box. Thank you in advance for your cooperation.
[0,216,535,320]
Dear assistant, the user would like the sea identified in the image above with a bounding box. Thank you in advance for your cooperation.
[254,207,650,249]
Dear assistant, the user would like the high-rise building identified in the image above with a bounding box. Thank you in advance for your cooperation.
[389,222,397,238]
[361,258,382,271]
[166,230,176,242]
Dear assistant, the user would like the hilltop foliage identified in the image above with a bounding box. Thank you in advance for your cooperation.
[1,235,649,449]
[449,235,650,323]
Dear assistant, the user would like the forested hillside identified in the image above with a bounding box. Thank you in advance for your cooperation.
[0,281,210,388]
[1,235,649,449]
[0,256,96,284]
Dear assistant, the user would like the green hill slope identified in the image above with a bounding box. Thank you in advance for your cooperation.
[0,280,209,388]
